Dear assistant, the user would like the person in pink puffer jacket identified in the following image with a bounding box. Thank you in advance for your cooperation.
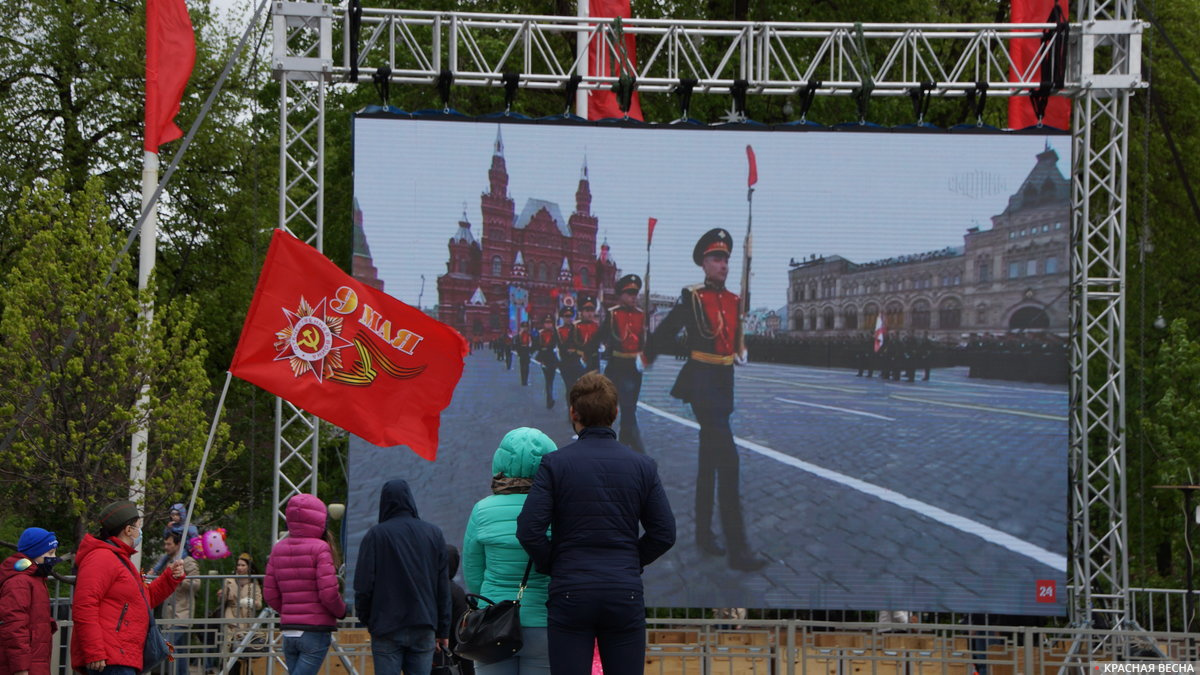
[264,494,346,675]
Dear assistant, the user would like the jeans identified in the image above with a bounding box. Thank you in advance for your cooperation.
[90,667,137,675]
[371,627,436,675]
[283,631,332,675]
[474,626,550,675]
[167,630,189,675]
[547,589,645,675]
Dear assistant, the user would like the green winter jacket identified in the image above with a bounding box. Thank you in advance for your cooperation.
[462,427,556,627]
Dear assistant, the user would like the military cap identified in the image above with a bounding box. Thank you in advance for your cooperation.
[693,227,733,265]
[559,305,575,318]
[541,313,555,323]
[579,295,597,310]
[616,274,642,294]
[519,320,529,327]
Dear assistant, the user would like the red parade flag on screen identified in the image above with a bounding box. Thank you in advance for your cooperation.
[1009,0,1070,130]
[145,0,196,152]
[230,230,468,461]
[746,145,758,186]
[647,217,657,246]
[587,0,643,121]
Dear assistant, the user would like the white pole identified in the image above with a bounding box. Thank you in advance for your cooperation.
[130,149,159,568]
[576,0,589,118]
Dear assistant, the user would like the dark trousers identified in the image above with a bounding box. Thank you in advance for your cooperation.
[505,348,513,370]
[547,588,646,675]
[559,356,582,394]
[693,403,749,547]
[518,356,530,385]
[606,358,644,453]
[542,364,557,405]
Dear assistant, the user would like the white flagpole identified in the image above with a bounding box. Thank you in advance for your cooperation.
[576,0,589,118]
[130,149,159,568]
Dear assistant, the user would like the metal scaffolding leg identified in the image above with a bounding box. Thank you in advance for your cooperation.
[272,2,333,543]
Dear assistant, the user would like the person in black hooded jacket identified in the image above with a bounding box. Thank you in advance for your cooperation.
[443,544,474,675]
[354,479,451,675]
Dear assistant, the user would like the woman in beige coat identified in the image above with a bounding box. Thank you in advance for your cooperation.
[217,553,264,675]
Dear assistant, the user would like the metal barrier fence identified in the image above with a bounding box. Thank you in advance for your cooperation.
[41,575,1200,675]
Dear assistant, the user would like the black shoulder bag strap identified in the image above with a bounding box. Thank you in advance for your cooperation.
[112,549,157,617]
[515,559,533,603]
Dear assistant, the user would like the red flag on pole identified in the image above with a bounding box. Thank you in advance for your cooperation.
[145,0,196,152]
[587,0,643,121]
[647,217,657,247]
[230,230,468,461]
[1008,0,1070,129]
[746,145,758,187]
[874,314,886,353]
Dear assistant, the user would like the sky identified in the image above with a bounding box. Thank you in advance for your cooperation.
[353,117,1068,312]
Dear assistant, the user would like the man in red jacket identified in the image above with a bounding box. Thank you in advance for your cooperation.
[70,501,185,675]
[0,527,60,675]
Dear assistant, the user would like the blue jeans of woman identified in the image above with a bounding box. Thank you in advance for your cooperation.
[474,626,550,675]
[371,627,435,675]
[283,631,332,675]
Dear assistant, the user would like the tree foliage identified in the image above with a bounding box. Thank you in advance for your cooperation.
[0,177,235,544]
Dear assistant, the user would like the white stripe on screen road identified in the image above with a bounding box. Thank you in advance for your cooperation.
[775,397,896,421]
[948,380,1066,395]
[888,394,1068,422]
[637,401,1068,571]
[741,374,864,394]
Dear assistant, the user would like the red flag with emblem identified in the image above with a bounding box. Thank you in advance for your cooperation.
[230,230,468,460]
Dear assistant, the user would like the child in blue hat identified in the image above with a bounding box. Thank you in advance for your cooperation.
[0,527,60,675]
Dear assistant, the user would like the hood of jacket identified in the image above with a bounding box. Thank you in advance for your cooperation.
[491,427,557,479]
[0,552,35,585]
[285,494,328,539]
[378,479,418,522]
[75,532,137,564]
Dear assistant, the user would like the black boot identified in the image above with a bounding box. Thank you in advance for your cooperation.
[696,530,725,556]
[727,549,768,572]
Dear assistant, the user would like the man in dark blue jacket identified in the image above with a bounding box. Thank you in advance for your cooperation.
[354,479,451,675]
[516,371,676,675]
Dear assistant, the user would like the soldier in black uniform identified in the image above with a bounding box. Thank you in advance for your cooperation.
[648,228,767,572]
[535,313,559,408]
[556,305,582,394]
[515,321,533,386]
[572,295,602,374]
[597,275,647,454]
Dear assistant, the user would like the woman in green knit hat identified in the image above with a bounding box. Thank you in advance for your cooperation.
[461,427,557,674]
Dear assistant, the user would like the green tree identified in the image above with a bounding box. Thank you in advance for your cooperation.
[0,177,235,545]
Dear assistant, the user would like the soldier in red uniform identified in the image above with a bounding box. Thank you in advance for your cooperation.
[535,314,560,408]
[597,275,647,454]
[648,228,766,572]
[573,295,602,374]
[515,321,533,386]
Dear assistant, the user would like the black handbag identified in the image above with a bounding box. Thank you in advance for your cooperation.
[113,552,173,673]
[453,560,532,665]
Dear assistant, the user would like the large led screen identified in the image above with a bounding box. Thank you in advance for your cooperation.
[345,115,1070,615]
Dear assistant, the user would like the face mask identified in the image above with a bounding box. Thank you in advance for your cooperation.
[36,557,60,576]
[133,532,143,548]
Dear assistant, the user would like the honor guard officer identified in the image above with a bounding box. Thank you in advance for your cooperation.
[557,306,583,394]
[648,228,767,571]
[599,275,647,454]
[536,314,559,408]
[515,321,533,386]
[573,295,602,373]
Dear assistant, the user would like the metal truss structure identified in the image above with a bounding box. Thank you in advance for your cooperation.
[271,0,1145,635]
